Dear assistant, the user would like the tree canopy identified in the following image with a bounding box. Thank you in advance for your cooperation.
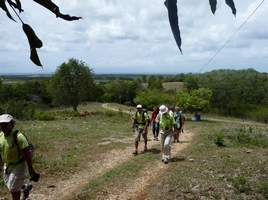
[50,59,96,111]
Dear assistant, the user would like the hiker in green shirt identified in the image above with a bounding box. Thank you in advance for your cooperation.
[132,105,150,155]
[157,105,176,164]
[0,114,39,200]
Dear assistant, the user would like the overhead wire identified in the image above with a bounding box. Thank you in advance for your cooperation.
[197,0,266,73]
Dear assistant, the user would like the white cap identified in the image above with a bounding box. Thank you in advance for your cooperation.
[159,105,168,114]
[0,114,15,123]
[136,104,142,109]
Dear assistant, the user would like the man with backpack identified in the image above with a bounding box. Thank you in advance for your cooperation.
[132,105,150,155]
[0,114,39,200]
[157,105,176,164]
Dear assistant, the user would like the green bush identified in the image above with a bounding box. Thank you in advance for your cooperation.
[0,100,36,120]
[245,106,268,123]
[35,111,55,121]
[134,89,175,109]
[214,132,225,147]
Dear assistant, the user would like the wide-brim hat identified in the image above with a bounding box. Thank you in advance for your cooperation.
[0,114,14,123]
[159,105,168,114]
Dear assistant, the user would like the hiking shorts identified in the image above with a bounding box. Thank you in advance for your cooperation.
[3,162,28,192]
[134,128,147,143]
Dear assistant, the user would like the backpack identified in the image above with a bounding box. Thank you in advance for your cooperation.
[13,130,34,158]
[174,112,182,129]
[134,111,146,125]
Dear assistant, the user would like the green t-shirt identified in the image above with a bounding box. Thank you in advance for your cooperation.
[134,111,149,129]
[0,131,29,172]
[159,113,175,133]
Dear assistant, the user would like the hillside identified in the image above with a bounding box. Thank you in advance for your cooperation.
[1,103,267,200]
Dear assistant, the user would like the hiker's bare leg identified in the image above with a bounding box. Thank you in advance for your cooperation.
[143,132,148,151]
[135,141,138,152]
[11,191,20,200]
[133,129,141,154]
[177,129,181,143]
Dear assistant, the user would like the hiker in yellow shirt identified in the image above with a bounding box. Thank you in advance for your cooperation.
[0,114,39,200]
[132,105,150,155]
[157,105,176,164]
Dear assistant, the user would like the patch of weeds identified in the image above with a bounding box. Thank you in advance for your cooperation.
[35,111,55,121]
[258,181,268,199]
[102,110,118,117]
[234,131,268,148]
[51,110,80,118]
[223,126,268,148]
[214,132,225,147]
[230,176,251,194]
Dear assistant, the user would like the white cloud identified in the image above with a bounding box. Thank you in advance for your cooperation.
[0,0,267,74]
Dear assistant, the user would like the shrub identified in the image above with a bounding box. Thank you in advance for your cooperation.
[0,100,36,120]
[245,106,268,123]
[134,89,175,110]
[214,132,225,147]
[35,111,55,121]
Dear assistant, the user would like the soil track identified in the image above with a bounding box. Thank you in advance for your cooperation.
[30,104,193,200]
[95,130,193,200]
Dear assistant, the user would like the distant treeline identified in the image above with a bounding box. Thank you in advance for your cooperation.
[0,68,267,123]
[179,69,268,122]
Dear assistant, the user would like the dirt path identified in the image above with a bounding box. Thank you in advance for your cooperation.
[30,104,193,200]
[29,103,151,200]
[30,139,159,200]
[95,130,193,200]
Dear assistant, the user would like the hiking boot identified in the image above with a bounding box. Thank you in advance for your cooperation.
[22,183,33,200]
[164,159,168,164]
[132,151,138,156]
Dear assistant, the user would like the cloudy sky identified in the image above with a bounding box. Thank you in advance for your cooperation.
[0,0,267,74]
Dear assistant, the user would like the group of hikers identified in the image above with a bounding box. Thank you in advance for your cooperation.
[132,104,185,164]
[0,104,185,200]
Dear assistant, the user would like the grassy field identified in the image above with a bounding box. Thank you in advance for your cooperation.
[0,103,132,198]
[144,121,268,200]
[1,103,267,200]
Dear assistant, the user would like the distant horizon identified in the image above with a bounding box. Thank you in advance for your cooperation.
[0,67,267,76]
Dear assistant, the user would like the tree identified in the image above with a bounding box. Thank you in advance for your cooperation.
[148,76,163,90]
[102,80,139,104]
[50,59,96,111]
[1,0,236,66]
[134,89,175,110]
[177,88,213,113]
